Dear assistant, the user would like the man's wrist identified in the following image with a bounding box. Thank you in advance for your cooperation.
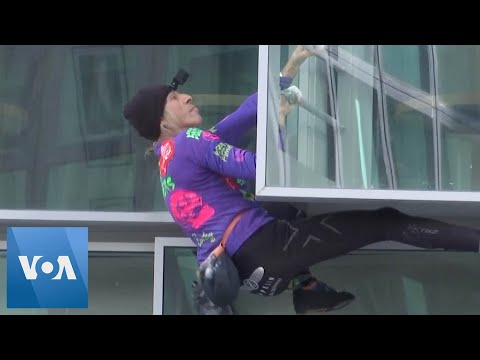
[280,73,294,90]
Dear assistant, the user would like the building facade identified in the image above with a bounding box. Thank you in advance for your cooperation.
[1,45,479,314]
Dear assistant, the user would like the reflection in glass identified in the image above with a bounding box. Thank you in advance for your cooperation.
[440,111,480,191]
[0,171,26,209]
[334,69,388,189]
[0,45,258,211]
[73,46,129,137]
[381,45,430,93]
[47,155,135,211]
[338,45,375,65]
[267,50,336,188]
[265,45,480,193]
[436,46,480,136]
[386,95,435,190]
[163,247,197,315]
[162,246,480,315]
[0,252,153,315]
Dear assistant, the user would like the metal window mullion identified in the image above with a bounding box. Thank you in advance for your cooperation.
[326,45,343,188]
[429,45,440,191]
[255,45,269,194]
[376,45,396,189]
[153,237,192,315]
[431,45,442,191]
[297,48,312,172]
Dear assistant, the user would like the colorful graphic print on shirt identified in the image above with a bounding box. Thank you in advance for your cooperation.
[169,189,215,231]
[159,138,175,176]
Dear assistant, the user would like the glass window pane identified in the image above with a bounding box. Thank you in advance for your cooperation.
[162,247,480,315]
[338,45,375,64]
[0,171,26,209]
[0,45,258,211]
[381,45,430,92]
[440,112,480,191]
[266,45,388,190]
[435,46,480,192]
[0,252,153,315]
[334,70,388,189]
[386,92,435,190]
[436,45,480,136]
[47,155,135,210]
[266,45,335,188]
[260,45,480,207]
[163,247,197,315]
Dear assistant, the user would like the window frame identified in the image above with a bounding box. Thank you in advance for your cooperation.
[256,45,480,213]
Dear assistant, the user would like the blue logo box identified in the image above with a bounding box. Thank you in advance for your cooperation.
[7,227,88,308]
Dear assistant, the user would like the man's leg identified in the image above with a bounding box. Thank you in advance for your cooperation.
[284,207,480,269]
[234,208,401,300]
[263,203,355,313]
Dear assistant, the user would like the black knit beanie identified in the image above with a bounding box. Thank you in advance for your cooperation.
[123,84,171,141]
[123,69,190,141]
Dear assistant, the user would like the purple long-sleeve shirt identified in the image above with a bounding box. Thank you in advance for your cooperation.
[154,93,274,264]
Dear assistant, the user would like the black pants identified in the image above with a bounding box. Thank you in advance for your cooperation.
[232,207,480,297]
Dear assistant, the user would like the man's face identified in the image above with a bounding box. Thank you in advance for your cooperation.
[163,91,202,128]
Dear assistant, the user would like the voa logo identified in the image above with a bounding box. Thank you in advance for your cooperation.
[18,255,77,280]
[7,227,88,308]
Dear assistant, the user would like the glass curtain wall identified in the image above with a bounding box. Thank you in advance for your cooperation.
[265,45,480,193]
[162,246,480,315]
[0,45,258,212]
[0,251,154,315]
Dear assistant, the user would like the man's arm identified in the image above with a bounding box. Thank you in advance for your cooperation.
[208,93,257,147]
[209,46,314,149]
[281,45,315,79]
[278,46,315,152]
[189,129,257,181]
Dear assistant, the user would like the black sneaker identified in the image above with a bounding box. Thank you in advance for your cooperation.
[292,280,355,314]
